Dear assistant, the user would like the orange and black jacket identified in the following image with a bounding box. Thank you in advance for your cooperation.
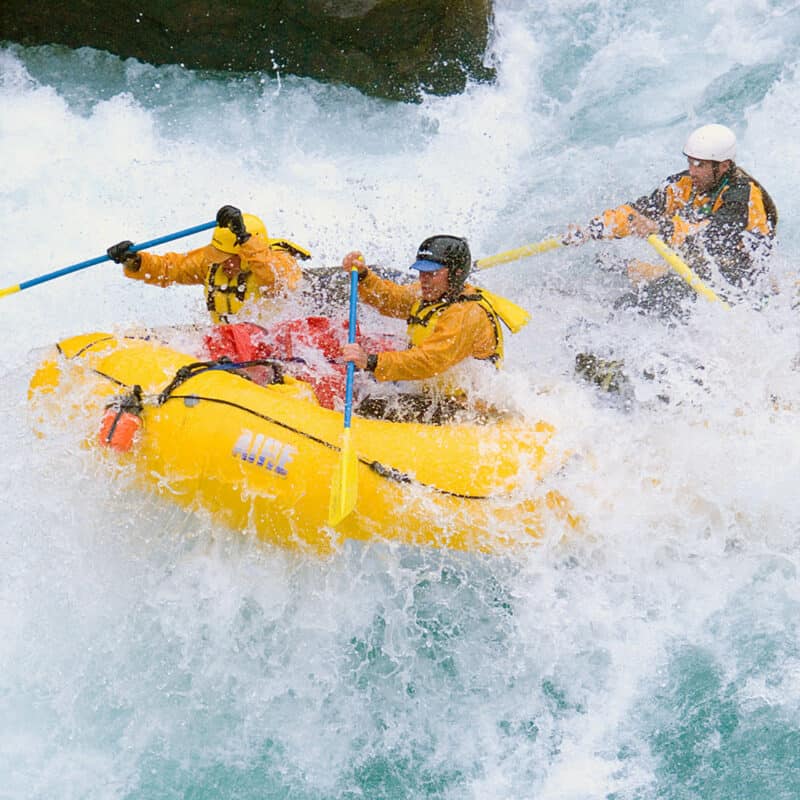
[588,165,778,287]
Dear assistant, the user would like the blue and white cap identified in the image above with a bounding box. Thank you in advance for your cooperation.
[409,256,445,272]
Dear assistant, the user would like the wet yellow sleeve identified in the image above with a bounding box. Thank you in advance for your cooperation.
[240,236,302,294]
[374,302,496,382]
[128,239,302,296]
[128,245,216,286]
[357,270,419,319]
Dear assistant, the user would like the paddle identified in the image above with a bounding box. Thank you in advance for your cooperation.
[647,235,731,309]
[327,262,360,526]
[472,232,731,309]
[474,237,563,271]
[0,220,218,300]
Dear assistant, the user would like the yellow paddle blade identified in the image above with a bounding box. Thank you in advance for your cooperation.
[647,235,730,309]
[477,287,531,333]
[475,238,562,270]
[0,284,21,299]
[328,428,358,526]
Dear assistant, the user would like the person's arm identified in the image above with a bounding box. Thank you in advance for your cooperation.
[131,245,215,286]
[699,181,772,285]
[373,303,496,382]
[585,176,675,241]
[239,235,302,294]
[339,251,419,317]
[356,269,419,318]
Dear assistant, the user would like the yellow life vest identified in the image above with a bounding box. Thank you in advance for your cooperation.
[205,263,257,324]
[204,238,311,323]
[407,287,505,367]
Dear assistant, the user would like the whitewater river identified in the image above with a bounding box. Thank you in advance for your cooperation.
[2,1,799,797]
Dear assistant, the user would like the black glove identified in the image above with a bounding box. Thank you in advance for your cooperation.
[107,240,134,263]
[107,240,141,270]
[216,205,249,245]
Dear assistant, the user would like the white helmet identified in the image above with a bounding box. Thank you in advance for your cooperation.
[683,124,736,162]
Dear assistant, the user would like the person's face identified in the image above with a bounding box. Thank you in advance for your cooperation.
[688,157,722,193]
[419,266,450,301]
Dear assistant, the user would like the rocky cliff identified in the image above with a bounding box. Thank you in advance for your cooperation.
[0,0,495,101]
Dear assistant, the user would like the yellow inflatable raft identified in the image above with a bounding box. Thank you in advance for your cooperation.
[28,331,575,554]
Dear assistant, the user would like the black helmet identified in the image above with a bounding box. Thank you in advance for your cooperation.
[410,235,472,294]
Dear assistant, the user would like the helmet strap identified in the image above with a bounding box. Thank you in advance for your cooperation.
[446,266,467,297]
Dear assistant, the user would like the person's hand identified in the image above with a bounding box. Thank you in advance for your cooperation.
[561,225,588,246]
[627,259,669,286]
[216,205,249,244]
[107,240,141,270]
[628,213,659,238]
[342,251,367,276]
[341,342,368,370]
[107,240,134,263]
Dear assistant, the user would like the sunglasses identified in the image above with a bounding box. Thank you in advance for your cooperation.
[687,157,715,167]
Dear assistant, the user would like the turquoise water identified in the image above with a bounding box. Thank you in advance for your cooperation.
[2,1,800,797]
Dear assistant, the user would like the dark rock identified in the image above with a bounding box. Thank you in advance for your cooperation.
[0,0,495,101]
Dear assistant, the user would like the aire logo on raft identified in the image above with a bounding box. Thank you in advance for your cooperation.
[232,429,296,477]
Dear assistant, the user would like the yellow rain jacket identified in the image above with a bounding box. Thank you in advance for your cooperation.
[588,165,778,287]
[357,271,502,383]
[125,234,302,322]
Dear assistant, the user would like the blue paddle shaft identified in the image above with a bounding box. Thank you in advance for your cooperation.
[342,266,360,430]
[18,220,218,292]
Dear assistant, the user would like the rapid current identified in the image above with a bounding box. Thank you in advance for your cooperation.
[2,1,799,797]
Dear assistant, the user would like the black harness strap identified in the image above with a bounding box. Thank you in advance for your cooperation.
[206,263,252,320]
[407,290,502,363]
[156,358,284,405]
